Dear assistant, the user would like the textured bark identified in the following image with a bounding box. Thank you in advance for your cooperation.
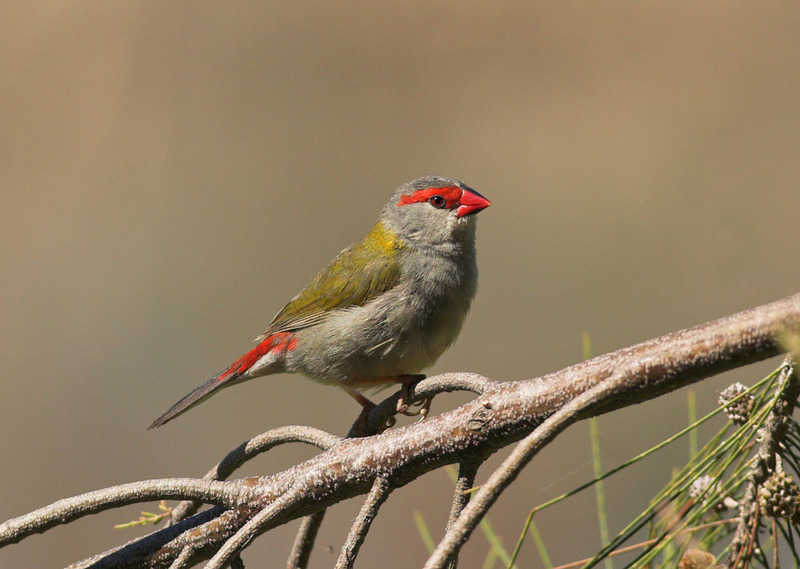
[0,292,798,568]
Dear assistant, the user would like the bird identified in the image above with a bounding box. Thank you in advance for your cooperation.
[148,175,491,430]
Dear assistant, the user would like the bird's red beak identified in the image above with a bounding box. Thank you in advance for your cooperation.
[456,188,491,217]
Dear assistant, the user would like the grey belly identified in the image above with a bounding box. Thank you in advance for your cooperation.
[285,291,469,385]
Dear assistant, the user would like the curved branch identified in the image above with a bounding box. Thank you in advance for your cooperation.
[65,507,225,569]
[287,511,326,569]
[0,479,257,546]
[3,292,798,567]
[205,484,306,569]
[356,373,499,435]
[207,426,341,482]
[422,295,800,567]
[336,477,392,569]
[167,545,194,569]
[170,426,341,523]
[424,374,619,568]
[446,461,480,532]
[415,372,499,397]
[442,460,481,569]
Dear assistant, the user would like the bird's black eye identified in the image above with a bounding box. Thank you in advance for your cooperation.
[428,195,446,209]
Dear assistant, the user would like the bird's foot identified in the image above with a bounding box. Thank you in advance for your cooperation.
[396,374,430,419]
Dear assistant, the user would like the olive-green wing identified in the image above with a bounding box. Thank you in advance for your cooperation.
[257,221,405,339]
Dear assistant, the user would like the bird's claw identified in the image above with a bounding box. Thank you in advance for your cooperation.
[397,375,431,419]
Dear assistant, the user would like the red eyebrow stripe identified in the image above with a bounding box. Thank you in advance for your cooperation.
[397,186,462,208]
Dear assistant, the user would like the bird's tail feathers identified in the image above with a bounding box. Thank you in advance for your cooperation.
[147,369,243,429]
[148,332,294,429]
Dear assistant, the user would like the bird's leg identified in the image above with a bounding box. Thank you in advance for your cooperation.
[345,388,377,411]
[343,387,395,437]
[342,374,429,436]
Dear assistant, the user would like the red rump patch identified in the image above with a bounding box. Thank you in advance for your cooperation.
[397,186,462,209]
[218,332,297,381]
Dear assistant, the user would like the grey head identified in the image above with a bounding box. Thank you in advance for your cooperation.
[380,176,491,255]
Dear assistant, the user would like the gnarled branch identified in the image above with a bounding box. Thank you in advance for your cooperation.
[1,292,798,568]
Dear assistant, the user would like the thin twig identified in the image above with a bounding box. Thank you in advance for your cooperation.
[171,426,341,523]
[2,292,798,567]
[442,461,481,569]
[287,511,326,569]
[335,477,393,569]
[65,507,227,569]
[422,296,800,569]
[423,375,619,569]
[205,485,306,569]
[446,461,480,533]
[0,478,255,546]
[168,545,194,569]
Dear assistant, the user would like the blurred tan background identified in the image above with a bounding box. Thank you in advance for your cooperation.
[2,2,800,567]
